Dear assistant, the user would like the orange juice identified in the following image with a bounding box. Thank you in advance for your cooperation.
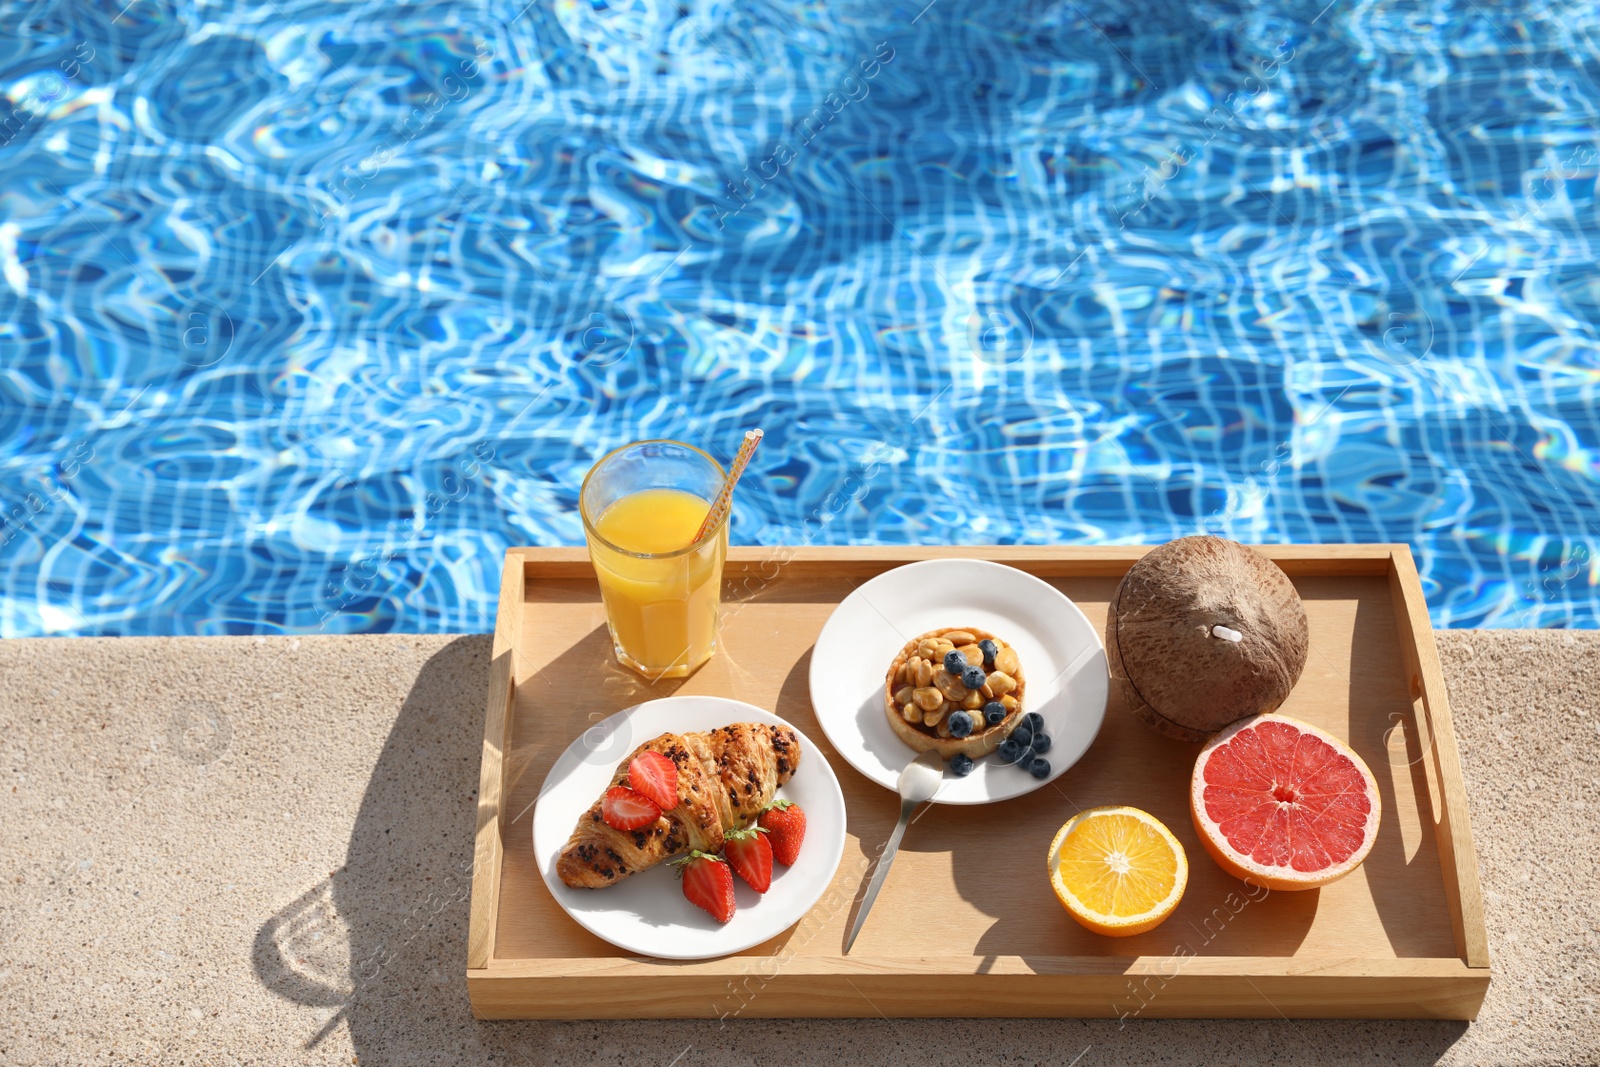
[590,487,726,677]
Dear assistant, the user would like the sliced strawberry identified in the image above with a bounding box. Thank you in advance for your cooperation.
[675,850,736,923]
[628,750,679,811]
[723,826,773,893]
[600,785,661,831]
[757,799,806,866]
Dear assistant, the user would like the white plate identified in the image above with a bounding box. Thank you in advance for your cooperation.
[532,696,846,960]
[810,558,1108,804]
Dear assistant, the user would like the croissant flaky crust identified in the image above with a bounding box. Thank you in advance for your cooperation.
[556,722,800,889]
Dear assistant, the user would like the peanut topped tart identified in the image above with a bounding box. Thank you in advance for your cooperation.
[885,627,1026,764]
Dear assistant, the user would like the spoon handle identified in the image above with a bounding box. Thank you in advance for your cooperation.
[844,797,918,954]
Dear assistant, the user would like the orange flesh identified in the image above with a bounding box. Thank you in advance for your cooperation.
[1056,813,1179,916]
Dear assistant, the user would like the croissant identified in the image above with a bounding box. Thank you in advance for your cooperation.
[557,722,800,889]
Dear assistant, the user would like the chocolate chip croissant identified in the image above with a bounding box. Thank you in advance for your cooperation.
[556,722,801,889]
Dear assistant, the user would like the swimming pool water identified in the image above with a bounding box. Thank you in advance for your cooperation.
[2,0,1598,635]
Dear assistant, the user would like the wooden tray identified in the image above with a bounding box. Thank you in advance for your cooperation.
[467,546,1489,1020]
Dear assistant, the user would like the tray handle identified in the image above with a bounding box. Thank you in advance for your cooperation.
[468,554,525,970]
[1387,546,1490,970]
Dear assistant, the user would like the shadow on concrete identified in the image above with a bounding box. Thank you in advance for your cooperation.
[251,635,496,1059]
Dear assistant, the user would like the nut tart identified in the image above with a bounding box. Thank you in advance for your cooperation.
[884,627,1025,759]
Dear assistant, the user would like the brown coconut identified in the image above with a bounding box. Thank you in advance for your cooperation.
[1105,536,1308,743]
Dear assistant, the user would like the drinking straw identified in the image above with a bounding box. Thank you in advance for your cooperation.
[693,429,763,544]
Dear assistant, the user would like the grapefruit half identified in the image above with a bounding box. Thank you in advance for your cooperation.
[1190,714,1381,891]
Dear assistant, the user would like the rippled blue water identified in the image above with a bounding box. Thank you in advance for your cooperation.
[1,0,1597,636]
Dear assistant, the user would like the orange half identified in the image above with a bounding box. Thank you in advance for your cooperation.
[1048,805,1188,937]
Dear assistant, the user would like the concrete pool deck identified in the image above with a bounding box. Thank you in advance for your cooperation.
[2,631,1595,1066]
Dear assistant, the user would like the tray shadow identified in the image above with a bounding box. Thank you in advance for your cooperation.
[251,635,496,1058]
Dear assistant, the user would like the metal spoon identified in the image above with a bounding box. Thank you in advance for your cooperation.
[844,749,946,953]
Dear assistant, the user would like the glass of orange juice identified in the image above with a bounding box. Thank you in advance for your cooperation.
[580,440,729,679]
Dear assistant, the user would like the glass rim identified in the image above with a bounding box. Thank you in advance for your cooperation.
[579,438,729,560]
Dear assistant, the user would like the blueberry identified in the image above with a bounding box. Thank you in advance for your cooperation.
[997,738,1026,764]
[961,664,986,690]
[1031,732,1051,754]
[983,701,1006,727]
[949,753,975,777]
[1028,756,1051,779]
[978,639,999,668]
[943,650,968,674]
[1023,712,1044,733]
[1011,723,1033,748]
[947,710,973,738]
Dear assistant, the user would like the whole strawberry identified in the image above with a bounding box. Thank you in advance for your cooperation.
[757,799,806,866]
[673,850,736,924]
[723,825,773,893]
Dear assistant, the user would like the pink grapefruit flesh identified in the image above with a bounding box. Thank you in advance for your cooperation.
[1190,714,1381,891]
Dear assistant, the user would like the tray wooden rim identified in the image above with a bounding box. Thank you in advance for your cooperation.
[467,544,1490,1018]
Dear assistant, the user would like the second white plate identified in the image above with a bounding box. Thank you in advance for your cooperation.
[532,696,847,959]
[809,558,1108,804]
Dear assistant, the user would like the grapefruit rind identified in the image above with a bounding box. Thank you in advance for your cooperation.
[1189,714,1381,892]
[1048,805,1189,937]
